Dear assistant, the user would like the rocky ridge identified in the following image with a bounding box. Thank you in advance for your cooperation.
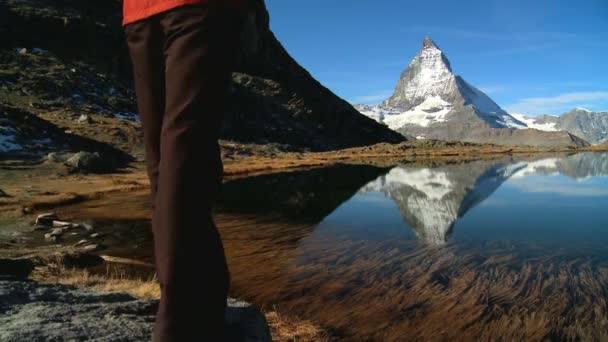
[513,108,608,145]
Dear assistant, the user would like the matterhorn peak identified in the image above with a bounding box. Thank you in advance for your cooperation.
[422,36,440,50]
[356,36,527,134]
[381,37,456,111]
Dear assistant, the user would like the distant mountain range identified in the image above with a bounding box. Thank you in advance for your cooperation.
[512,108,608,145]
[354,37,594,148]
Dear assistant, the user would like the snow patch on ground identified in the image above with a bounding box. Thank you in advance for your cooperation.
[0,126,22,152]
[511,114,558,131]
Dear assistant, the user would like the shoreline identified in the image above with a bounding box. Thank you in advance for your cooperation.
[1,140,607,217]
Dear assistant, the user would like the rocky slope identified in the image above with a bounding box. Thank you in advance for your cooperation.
[513,108,608,145]
[0,0,403,158]
[354,37,589,148]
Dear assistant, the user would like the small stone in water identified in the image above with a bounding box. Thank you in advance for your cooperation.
[89,233,103,239]
[35,213,58,226]
[50,228,64,236]
[44,234,60,242]
[74,239,88,247]
[82,244,100,251]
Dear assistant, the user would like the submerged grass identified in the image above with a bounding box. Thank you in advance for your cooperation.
[216,213,608,341]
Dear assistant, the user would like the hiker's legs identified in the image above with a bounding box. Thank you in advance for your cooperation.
[125,20,165,208]
[150,4,242,341]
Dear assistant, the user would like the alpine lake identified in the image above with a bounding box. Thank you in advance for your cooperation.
[3,152,608,340]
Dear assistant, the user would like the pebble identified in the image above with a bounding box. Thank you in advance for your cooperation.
[74,239,88,247]
[82,244,100,251]
[89,233,103,239]
[44,234,60,242]
[49,228,65,236]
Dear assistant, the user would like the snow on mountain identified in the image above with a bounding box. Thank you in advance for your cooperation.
[510,114,559,132]
[354,37,526,134]
[510,109,608,144]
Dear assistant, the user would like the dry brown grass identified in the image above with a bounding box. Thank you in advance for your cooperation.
[32,266,161,300]
[265,311,331,342]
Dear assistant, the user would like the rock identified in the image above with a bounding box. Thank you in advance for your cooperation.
[82,244,100,251]
[35,213,58,226]
[44,233,61,242]
[89,232,103,239]
[74,239,88,247]
[49,228,65,236]
[52,220,79,229]
[18,48,27,55]
[66,151,115,173]
[47,152,68,163]
[225,298,272,342]
[0,258,34,279]
[82,223,95,231]
[0,279,271,342]
[33,225,50,231]
[77,114,93,124]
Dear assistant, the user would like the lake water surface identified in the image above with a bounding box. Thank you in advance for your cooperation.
[5,152,608,340]
[217,152,608,340]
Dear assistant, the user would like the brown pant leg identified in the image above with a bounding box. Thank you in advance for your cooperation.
[124,20,165,208]
[151,4,243,342]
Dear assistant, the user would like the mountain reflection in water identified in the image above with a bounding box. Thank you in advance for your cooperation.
[220,152,608,246]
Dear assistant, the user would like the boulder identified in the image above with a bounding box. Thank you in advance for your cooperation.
[47,152,69,163]
[66,151,115,173]
[0,279,272,342]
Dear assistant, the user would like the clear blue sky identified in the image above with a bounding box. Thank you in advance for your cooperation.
[266,0,608,115]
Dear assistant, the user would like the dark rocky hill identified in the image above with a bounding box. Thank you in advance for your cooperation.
[0,0,404,156]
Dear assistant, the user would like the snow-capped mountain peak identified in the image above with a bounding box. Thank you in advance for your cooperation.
[354,36,525,134]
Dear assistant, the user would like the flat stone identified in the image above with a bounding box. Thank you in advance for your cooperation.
[74,239,88,247]
[49,228,65,236]
[82,244,100,251]
[82,223,94,231]
[89,233,103,239]
[35,213,58,226]
[52,220,73,228]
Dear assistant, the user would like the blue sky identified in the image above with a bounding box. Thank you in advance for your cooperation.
[266,0,608,115]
